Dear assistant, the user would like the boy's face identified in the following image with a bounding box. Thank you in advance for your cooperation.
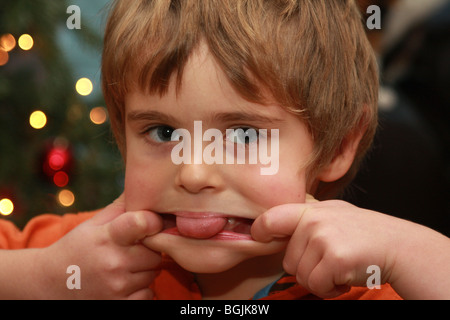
[124,44,315,273]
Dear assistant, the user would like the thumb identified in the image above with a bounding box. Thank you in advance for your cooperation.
[251,203,311,243]
[107,211,163,246]
[251,195,318,242]
[89,193,126,226]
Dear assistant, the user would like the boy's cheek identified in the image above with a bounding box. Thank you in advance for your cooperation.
[123,146,178,210]
[237,167,309,210]
[124,176,146,212]
[123,163,163,212]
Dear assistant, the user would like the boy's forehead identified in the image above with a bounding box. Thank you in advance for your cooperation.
[125,43,288,123]
[125,88,287,128]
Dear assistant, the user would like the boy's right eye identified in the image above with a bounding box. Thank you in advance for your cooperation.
[146,125,179,143]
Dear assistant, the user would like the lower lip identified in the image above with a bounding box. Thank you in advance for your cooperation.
[162,227,253,241]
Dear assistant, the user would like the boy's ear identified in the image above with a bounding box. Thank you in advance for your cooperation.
[317,126,366,183]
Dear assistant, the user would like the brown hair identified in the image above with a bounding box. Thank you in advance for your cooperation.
[102,0,379,198]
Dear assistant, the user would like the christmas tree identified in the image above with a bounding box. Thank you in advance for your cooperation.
[0,0,123,228]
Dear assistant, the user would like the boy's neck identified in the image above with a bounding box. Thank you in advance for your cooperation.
[194,252,285,300]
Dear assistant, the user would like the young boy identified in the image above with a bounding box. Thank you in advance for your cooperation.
[0,0,449,300]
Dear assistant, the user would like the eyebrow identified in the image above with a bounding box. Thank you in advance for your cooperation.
[127,110,181,126]
[212,112,285,125]
[126,110,285,126]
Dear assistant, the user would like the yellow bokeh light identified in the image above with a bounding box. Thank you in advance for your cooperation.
[29,111,47,129]
[0,34,16,52]
[76,78,93,96]
[0,198,14,216]
[90,107,108,125]
[58,189,75,207]
[18,34,34,51]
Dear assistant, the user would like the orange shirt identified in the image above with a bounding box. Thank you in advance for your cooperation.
[0,212,95,249]
[0,213,402,300]
[153,255,402,300]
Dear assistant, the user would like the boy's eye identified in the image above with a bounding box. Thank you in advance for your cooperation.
[146,125,179,143]
[227,127,259,145]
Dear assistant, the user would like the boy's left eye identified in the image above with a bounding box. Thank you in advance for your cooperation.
[146,125,179,143]
[227,127,259,145]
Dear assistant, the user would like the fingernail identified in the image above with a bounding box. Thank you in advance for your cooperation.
[135,212,147,229]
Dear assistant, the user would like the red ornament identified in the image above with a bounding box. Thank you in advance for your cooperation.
[48,147,71,171]
[53,171,69,188]
[41,139,74,187]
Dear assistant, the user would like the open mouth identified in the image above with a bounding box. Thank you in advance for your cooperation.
[160,213,254,241]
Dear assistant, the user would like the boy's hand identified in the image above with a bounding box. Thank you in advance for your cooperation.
[39,195,163,300]
[251,198,398,299]
[252,197,450,299]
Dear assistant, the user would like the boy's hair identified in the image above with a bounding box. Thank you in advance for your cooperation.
[102,0,379,199]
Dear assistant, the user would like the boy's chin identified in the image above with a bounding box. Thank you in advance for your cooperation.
[169,251,249,274]
[142,233,287,274]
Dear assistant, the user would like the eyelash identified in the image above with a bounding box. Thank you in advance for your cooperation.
[144,126,176,142]
[140,125,178,148]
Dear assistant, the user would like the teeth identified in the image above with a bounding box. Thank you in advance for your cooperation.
[228,218,236,225]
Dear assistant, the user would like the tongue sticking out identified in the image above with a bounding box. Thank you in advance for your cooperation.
[176,216,228,239]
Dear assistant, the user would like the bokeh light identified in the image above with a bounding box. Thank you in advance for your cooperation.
[48,152,65,171]
[58,189,75,207]
[75,78,93,96]
[0,34,16,52]
[18,34,34,51]
[53,171,69,188]
[0,48,8,66]
[29,111,47,129]
[0,198,14,216]
[90,107,108,125]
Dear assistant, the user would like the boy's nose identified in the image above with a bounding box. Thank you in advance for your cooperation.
[175,162,224,194]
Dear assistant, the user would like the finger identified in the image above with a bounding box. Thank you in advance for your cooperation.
[108,211,163,246]
[127,288,154,300]
[294,243,323,289]
[90,193,126,225]
[128,244,162,272]
[130,270,159,288]
[282,225,310,275]
[251,204,310,243]
[115,271,158,299]
[306,259,351,299]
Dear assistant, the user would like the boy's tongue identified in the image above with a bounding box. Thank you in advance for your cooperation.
[176,216,228,239]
